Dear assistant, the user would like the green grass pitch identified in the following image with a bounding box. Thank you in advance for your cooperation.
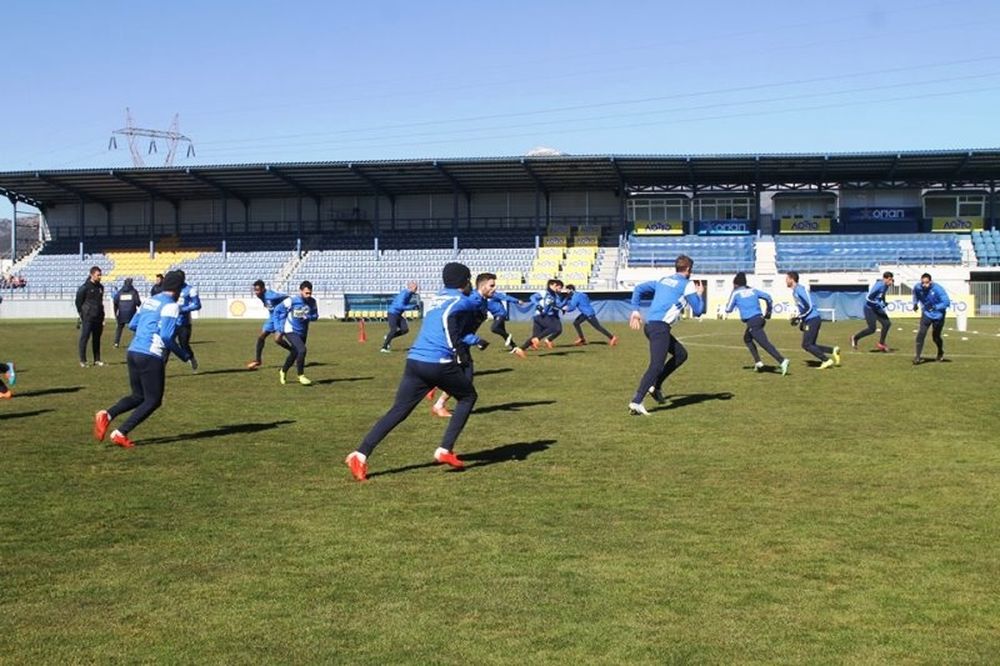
[2,317,999,663]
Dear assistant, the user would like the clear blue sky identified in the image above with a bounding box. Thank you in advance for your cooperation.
[3,0,1000,181]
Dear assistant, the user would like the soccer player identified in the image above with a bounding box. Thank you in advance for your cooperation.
[75,266,106,367]
[0,361,15,399]
[429,272,495,417]
[911,272,951,364]
[787,271,840,370]
[273,280,319,385]
[380,281,420,352]
[345,262,485,482]
[626,255,705,415]
[247,279,290,369]
[174,271,202,371]
[518,278,565,351]
[112,277,142,348]
[487,288,524,351]
[562,284,618,347]
[725,272,789,375]
[851,271,894,352]
[93,271,190,448]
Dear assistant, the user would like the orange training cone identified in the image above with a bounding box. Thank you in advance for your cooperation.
[358,318,367,343]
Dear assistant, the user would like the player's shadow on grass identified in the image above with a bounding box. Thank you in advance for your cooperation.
[314,376,374,385]
[742,365,782,374]
[473,400,556,414]
[138,419,295,446]
[541,350,586,357]
[366,439,555,478]
[0,408,54,420]
[176,368,250,377]
[656,392,734,411]
[15,386,84,397]
[474,368,513,377]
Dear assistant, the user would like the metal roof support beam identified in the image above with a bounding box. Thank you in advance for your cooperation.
[347,164,395,199]
[609,158,627,237]
[686,158,698,196]
[108,170,178,207]
[35,173,110,211]
[520,159,548,195]
[433,161,467,197]
[265,166,322,208]
[887,154,901,182]
[2,187,44,209]
[184,169,249,208]
[951,151,973,182]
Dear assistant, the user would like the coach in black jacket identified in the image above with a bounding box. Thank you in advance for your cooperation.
[75,266,106,367]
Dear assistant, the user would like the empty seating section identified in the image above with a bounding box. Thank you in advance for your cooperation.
[292,247,536,292]
[19,254,113,295]
[627,236,754,273]
[972,230,1000,267]
[775,234,961,272]
[171,252,293,295]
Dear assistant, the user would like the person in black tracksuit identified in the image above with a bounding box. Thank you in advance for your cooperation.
[113,278,142,348]
[75,266,106,367]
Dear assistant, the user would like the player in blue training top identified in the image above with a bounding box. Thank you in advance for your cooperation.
[380,281,420,352]
[93,270,191,448]
[911,272,951,364]
[487,288,525,352]
[273,280,319,385]
[851,271,894,352]
[562,284,618,347]
[247,279,291,369]
[0,296,13,399]
[345,262,486,482]
[174,271,202,372]
[725,272,790,376]
[627,254,705,415]
[786,271,840,370]
[518,279,565,351]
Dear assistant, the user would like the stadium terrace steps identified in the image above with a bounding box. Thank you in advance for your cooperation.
[972,229,1000,267]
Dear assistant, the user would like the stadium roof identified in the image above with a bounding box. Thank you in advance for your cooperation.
[3,149,1000,208]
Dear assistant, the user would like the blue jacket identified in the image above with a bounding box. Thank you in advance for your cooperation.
[530,288,565,317]
[726,287,772,321]
[866,281,889,312]
[388,288,420,316]
[630,273,705,324]
[488,291,520,318]
[912,282,950,321]
[274,294,319,335]
[176,284,202,325]
[257,289,287,318]
[408,289,484,364]
[128,293,189,360]
[792,284,819,321]
[564,291,596,317]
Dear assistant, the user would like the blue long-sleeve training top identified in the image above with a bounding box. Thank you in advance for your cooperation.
[564,291,596,317]
[128,293,189,360]
[257,289,287,315]
[912,283,950,321]
[487,291,520,318]
[630,273,705,324]
[388,289,420,315]
[726,287,773,321]
[274,294,319,335]
[176,284,202,325]
[866,281,889,311]
[530,289,564,317]
[792,284,819,321]
[408,288,484,364]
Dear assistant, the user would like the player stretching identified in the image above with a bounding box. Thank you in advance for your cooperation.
[726,272,789,375]
[851,271,894,352]
[627,255,705,415]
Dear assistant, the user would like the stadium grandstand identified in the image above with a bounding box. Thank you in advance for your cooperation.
[2,149,1000,319]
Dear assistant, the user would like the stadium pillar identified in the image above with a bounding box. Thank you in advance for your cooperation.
[296,196,303,257]
[452,190,459,238]
[990,180,996,230]
[373,194,381,237]
[534,190,541,247]
[148,195,156,258]
[78,199,85,260]
[618,180,626,237]
[173,201,180,237]
[221,196,228,260]
[9,200,15,264]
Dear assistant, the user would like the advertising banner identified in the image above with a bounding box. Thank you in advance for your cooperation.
[696,220,751,235]
[842,207,922,224]
[227,298,270,319]
[762,293,974,319]
[633,220,684,235]
[778,217,831,233]
[930,217,984,233]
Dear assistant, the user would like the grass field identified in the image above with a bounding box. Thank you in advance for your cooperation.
[2,317,999,663]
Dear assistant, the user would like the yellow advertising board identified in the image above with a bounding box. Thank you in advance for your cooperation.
[633,220,683,235]
[779,217,831,234]
[931,217,984,233]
